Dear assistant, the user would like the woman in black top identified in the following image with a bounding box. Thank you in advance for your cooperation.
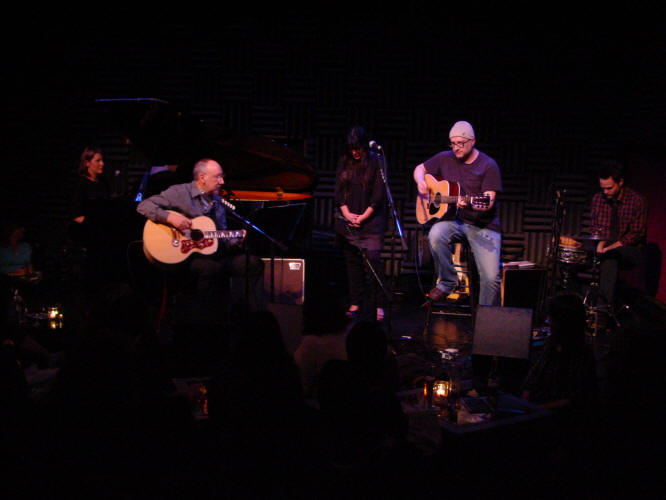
[69,147,112,287]
[334,126,387,322]
[70,146,110,226]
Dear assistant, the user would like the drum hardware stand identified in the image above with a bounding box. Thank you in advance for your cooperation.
[539,188,566,324]
[582,253,621,336]
[558,262,578,291]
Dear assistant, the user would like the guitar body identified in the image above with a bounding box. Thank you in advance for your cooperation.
[415,175,461,224]
[415,174,491,224]
[143,211,245,265]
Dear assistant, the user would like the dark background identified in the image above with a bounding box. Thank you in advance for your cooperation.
[4,7,665,300]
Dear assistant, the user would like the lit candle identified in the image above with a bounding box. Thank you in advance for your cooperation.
[434,380,449,398]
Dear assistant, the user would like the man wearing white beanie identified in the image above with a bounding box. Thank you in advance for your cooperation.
[413,120,502,306]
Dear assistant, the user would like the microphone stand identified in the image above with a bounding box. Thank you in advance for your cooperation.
[376,148,407,337]
[339,215,393,333]
[222,201,288,318]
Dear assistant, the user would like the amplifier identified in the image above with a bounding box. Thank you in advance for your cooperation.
[262,258,305,305]
[501,266,546,309]
[472,305,533,360]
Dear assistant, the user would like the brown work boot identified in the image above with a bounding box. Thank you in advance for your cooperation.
[428,287,446,302]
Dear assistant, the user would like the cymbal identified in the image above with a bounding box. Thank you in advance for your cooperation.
[575,234,606,241]
[226,190,312,202]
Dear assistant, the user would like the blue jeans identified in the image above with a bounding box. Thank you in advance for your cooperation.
[428,219,502,306]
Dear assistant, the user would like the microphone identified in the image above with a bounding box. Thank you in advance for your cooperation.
[218,197,236,211]
[369,140,382,151]
[212,193,236,211]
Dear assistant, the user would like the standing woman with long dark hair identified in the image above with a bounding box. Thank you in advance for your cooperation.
[334,126,387,322]
[69,146,111,287]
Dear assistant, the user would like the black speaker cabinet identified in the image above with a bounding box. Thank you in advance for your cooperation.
[501,266,546,309]
[262,258,305,305]
[472,306,533,359]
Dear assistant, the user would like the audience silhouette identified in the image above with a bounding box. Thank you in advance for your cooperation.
[1,244,662,500]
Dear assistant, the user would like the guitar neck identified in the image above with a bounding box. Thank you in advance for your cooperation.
[203,229,245,239]
[438,194,477,203]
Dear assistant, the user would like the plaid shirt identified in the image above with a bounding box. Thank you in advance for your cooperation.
[590,186,647,246]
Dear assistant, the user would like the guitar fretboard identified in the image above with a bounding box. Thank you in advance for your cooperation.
[432,194,484,203]
[203,230,246,239]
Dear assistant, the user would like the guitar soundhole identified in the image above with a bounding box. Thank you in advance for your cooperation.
[190,229,203,241]
[429,193,443,215]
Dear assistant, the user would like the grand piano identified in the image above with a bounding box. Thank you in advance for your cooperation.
[95,97,318,257]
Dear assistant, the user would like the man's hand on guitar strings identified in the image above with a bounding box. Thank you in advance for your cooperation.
[166,212,192,232]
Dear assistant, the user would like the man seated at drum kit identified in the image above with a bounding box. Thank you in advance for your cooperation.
[588,161,647,313]
[555,161,647,330]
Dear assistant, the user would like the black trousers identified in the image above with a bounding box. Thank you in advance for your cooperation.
[598,244,642,307]
[339,234,386,315]
[186,252,265,320]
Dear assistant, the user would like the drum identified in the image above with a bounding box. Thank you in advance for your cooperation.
[557,244,589,265]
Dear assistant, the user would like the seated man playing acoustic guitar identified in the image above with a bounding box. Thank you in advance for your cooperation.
[137,158,264,321]
[413,121,503,306]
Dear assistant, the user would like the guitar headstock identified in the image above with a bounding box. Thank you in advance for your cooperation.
[471,195,491,210]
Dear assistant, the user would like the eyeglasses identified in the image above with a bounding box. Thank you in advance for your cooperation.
[449,139,472,149]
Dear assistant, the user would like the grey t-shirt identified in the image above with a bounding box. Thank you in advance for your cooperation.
[423,150,502,232]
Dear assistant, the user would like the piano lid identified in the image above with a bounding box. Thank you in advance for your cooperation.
[223,189,312,202]
[96,98,317,192]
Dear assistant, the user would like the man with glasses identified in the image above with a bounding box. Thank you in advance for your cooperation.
[413,121,502,305]
[137,158,264,323]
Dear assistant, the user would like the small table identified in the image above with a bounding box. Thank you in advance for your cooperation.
[438,393,551,435]
[398,389,551,437]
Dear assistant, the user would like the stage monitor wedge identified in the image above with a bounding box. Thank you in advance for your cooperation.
[472,305,533,359]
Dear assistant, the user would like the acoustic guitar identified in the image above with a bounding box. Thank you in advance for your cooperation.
[143,211,246,265]
[415,174,491,224]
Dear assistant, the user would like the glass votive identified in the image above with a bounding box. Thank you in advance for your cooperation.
[47,306,59,319]
[433,379,450,407]
[433,379,448,397]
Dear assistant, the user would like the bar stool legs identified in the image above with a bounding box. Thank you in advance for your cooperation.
[423,242,478,346]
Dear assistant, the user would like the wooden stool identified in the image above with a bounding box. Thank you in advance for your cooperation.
[423,241,478,341]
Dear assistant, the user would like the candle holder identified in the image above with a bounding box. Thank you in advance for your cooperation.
[433,379,449,405]
[421,377,435,409]
[47,306,63,330]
